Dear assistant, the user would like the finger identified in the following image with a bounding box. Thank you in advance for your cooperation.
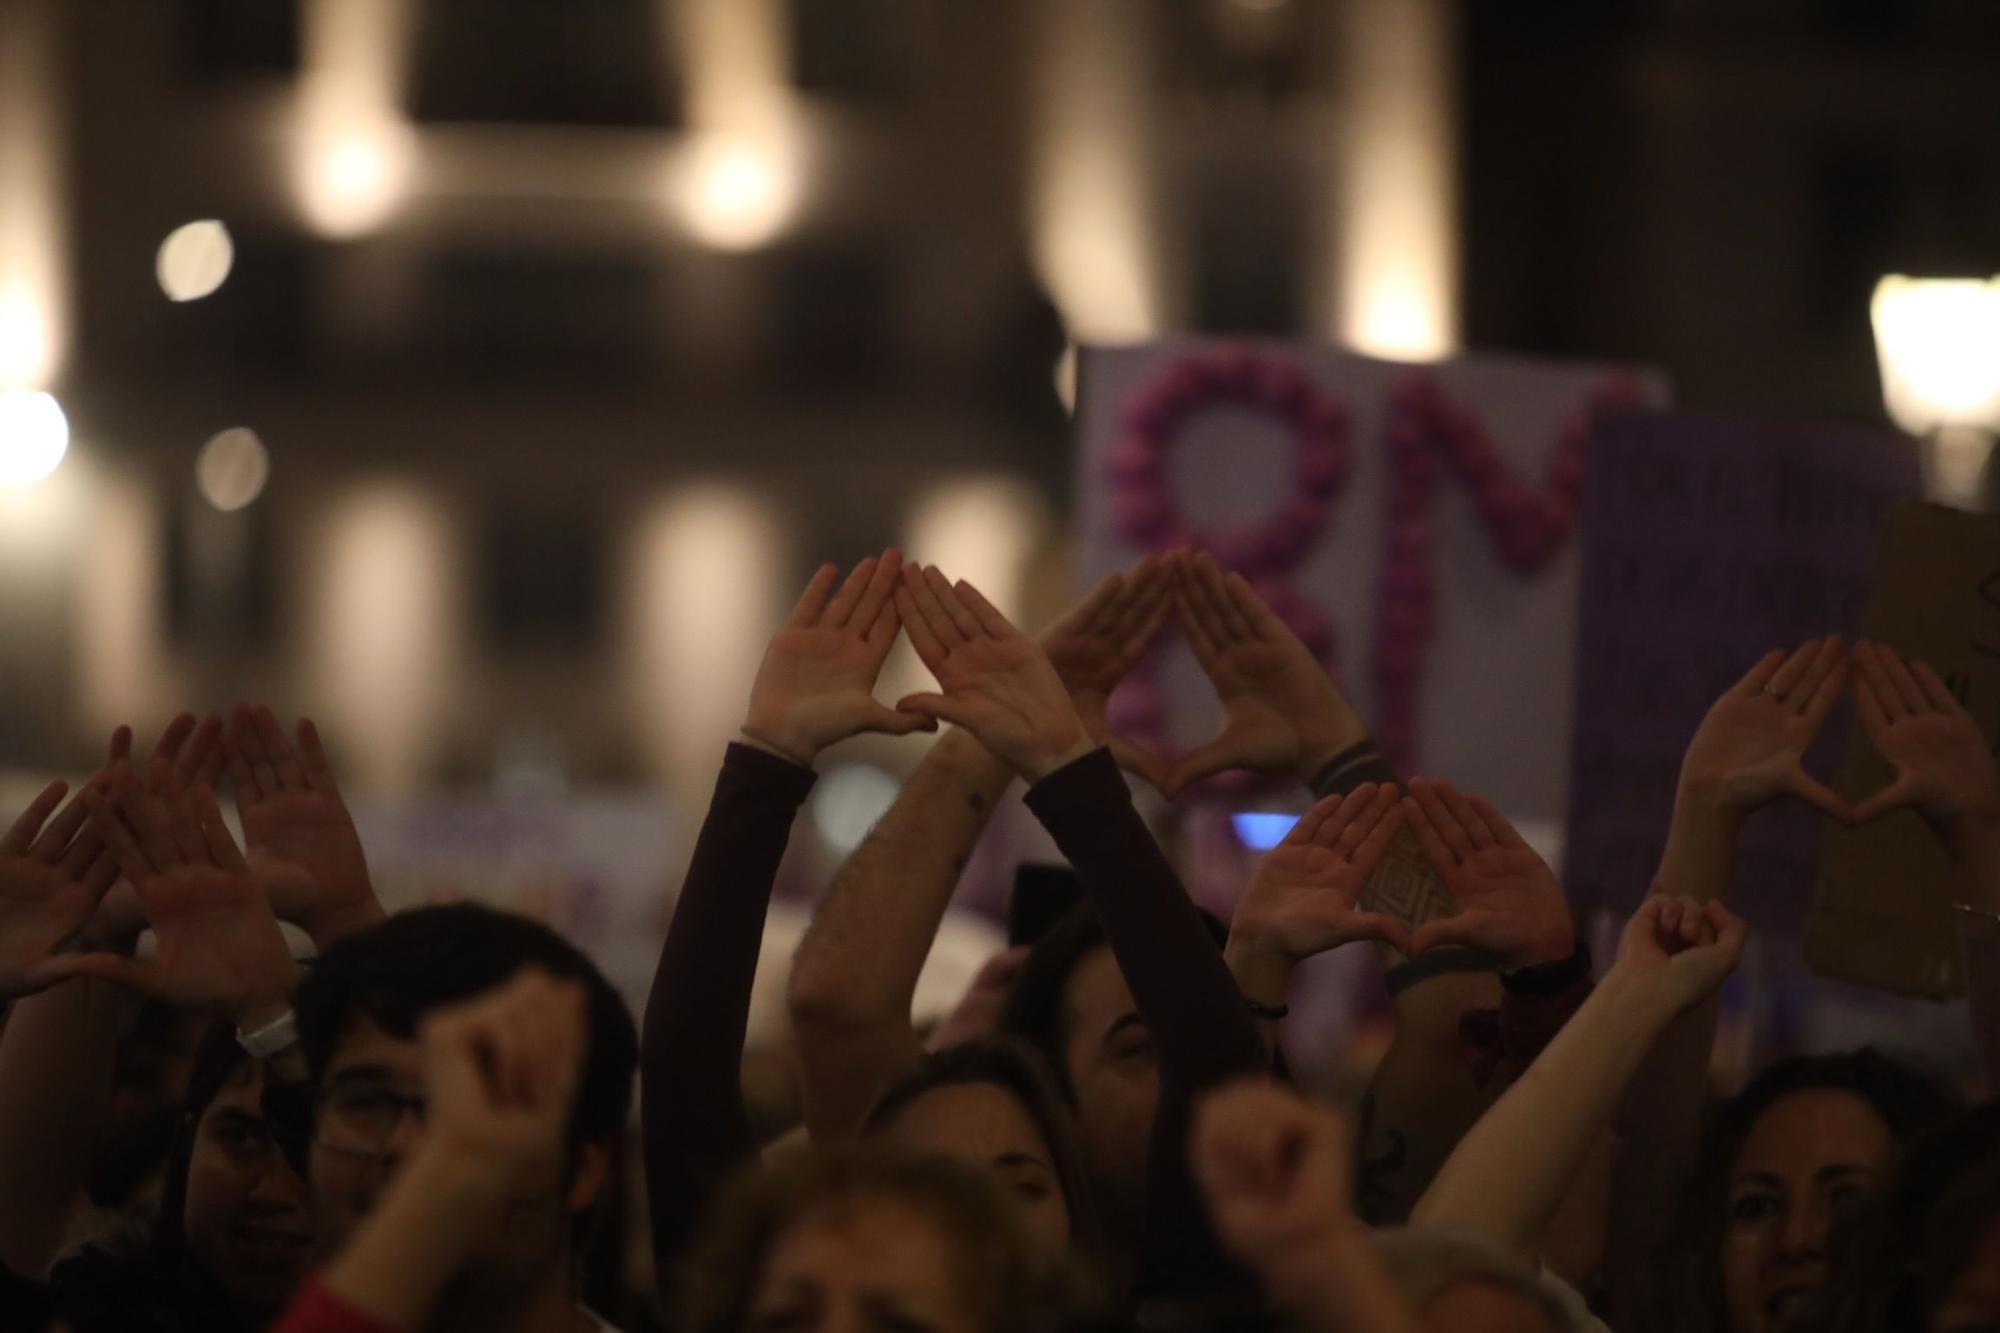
[1164,739,1245,797]
[863,594,904,653]
[1295,791,1349,848]
[1851,665,1893,736]
[84,788,152,885]
[1656,896,1684,942]
[3,780,67,854]
[785,563,840,629]
[1194,554,1254,641]
[1432,782,1491,850]
[1347,912,1414,955]
[1411,780,1472,858]
[1222,571,1285,643]
[106,725,133,766]
[1350,804,1406,878]
[1850,777,1921,824]
[1403,796,1457,872]
[1732,649,1788,699]
[147,713,197,767]
[175,713,226,789]
[1332,785,1400,859]
[866,705,941,737]
[1173,570,1224,665]
[1057,569,1128,640]
[1706,901,1748,953]
[1911,660,1963,715]
[1462,793,1525,850]
[923,566,985,642]
[296,718,339,794]
[30,787,92,862]
[852,548,903,635]
[1409,912,1492,955]
[233,704,282,795]
[1106,737,1168,792]
[31,951,151,992]
[1767,640,1818,699]
[163,787,209,867]
[255,706,307,791]
[1800,655,1848,732]
[903,566,964,647]
[1785,637,1843,712]
[192,786,247,870]
[895,586,947,665]
[1851,643,1904,723]
[1787,771,1855,823]
[823,555,878,629]
[224,706,264,802]
[1674,897,1704,946]
[1108,556,1164,637]
[1877,644,1930,715]
[953,579,1019,641]
[1118,575,1173,660]
[83,850,122,897]
[893,693,981,732]
[127,768,188,870]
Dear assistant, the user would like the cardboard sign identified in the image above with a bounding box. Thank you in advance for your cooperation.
[1564,414,1921,935]
[1807,502,2000,1000]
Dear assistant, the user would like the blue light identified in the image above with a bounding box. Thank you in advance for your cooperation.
[1231,812,1301,851]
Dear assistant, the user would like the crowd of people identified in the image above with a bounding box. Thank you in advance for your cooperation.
[1,547,1995,1333]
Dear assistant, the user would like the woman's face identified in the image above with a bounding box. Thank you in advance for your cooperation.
[749,1198,986,1333]
[875,1082,1071,1255]
[1721,1088,1896,1333]
[181,1065,317,1320]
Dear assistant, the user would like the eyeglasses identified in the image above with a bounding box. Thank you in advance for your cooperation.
[314,1084,426,1158]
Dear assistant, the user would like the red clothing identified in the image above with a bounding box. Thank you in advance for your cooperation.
[272,1279,404,1333]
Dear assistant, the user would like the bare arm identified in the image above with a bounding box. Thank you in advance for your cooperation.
[786,728,1013,1139]
[1413,897,1747,1260]
[788,558,1170,1140]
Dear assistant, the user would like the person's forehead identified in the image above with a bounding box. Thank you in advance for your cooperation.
[323,1015,423,1079]
[1735,1087,1896,1176]
[889,1082,1046,1153]
[1061,946,1133,1035]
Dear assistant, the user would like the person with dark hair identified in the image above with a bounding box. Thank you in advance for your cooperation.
[291,900,638,1331]
[1638,1048,1960,1333]
[676,1146,1069,1333]
[861,1036,1103,1266]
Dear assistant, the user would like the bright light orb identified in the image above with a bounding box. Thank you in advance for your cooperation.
[156,220,235,302]
[195,427,270,511]
[678,136,797,252]
[0,389,69,486]
[809,764,902,854]
[1871,275,2000,435]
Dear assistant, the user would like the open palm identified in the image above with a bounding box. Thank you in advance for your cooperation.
[1679,637,1850,818]
[1040,555,1172,788]
[1406,780,1572,968]
[1851,640,2000,832]
[1232,785,1411,961]
[229,705,378,944]
[0,782,114,997]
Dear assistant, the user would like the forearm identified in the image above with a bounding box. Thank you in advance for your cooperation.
[313,1144,503,1329]
[1653,781,1744,903]
[1268,1229,1427,1333]
[1412,966,1675,1257]
[0,977,133,1275]
[642,743,814,1282]
[1950,816,2000,1092]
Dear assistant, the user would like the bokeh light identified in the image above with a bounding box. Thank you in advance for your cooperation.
[0,388,68,486]
[809,763,903,854]
[155,220,235,301]
[195,427,270,511]
[677,134,797,252]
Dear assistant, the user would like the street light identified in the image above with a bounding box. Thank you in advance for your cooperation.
[1870,275,2000,511]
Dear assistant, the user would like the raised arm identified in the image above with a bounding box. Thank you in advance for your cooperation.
[1193,1081,1424,1333]
[1604,637,1847,1323]
[0,717,223,1279]
[1167,551,1503,1223]
[641,551,931,1292]
[788,557,1171,1139]
[1413,895,1747,1260]
[1850,639,2000,1086]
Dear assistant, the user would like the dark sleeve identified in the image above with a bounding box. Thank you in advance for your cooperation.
[1024,748,1267,1312]
[642,742,816,1301]
[0,1259,52,1333]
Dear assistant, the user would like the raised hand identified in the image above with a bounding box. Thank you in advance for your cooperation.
[893,565,1094,781]
[1192,1081,1377,1313]
[1166,551,1367,797]
[85,713,228,947]
[64,763,298,1028]
[741,550,936,766]
[1230,784,1413,963]
[1612,894,1747,1015]
[0,782,119,997]
[227,705,381,946]
[1040,555,1173,791]
[419,968,587,1184]
[1404,779,1573,968]
[1677,637,1851,820]
[1850,640,2000,841]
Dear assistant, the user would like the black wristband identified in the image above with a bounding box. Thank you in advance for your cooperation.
[1384,945,1492,996]
[1245,996,1290,1021]
[1310,742,1401,797]
[1500,939,1592,996]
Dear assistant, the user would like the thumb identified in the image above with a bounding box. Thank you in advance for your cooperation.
[894,693,980,733]
[1849,775,1919,825]
[866,704,941,738]
[1165,738,1247,799]
[1107,737,1168,793]
[32,951,152,993]
[1787,769,1856,823]
[1347,912,1414,955]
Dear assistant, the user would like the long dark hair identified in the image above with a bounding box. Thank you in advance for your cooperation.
[1638,1049,1960,1333]
[862,1037,1105,1266]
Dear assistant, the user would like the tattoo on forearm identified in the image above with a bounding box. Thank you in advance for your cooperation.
[1360,830,1459,927]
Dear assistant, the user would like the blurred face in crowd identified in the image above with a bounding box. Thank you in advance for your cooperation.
[1932,1221,2000,1333]
[749,1196,987,1333]
[182,1062,316,1320]
[1721,1088,1896,1333]
[308,1016,606,1295]
[872,1082,1071,1255]
[1420,1279,1554,1333]
[1058,946,1157,1216]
